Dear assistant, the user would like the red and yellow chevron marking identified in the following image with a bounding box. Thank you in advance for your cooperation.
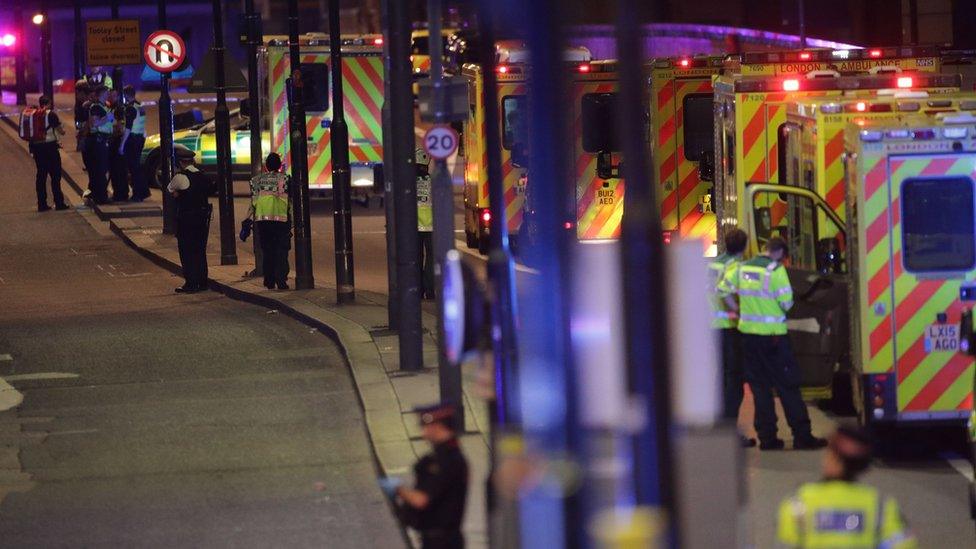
[861,154,976,414]
[268,48,384,189]
[821,128,847,217]
[575,80,622,240]
[462,68,488,210]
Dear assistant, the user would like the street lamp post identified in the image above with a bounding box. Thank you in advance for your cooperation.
[328,0,356,304]
[14,7,26,106]
[287,0,315,290]
[158,0,177,235]
[38,3,53,100]
[243,0,264,277]
[110,0,122,91]
[73,1,83,80]
[212,0,238,266]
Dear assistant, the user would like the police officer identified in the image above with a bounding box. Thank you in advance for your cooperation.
[168,148,212,293]
[84,67,113,90]
[416,148,435,300]
[73,81,90,154]
[777,424,917,548]
[247,153,291,290]
[119,85,149,201]
[709,227,753,447]
[721,236,827,451]
[385,403,468,549]
[29,96,68,212]
[108,88,129,201]
[86,85,114,204]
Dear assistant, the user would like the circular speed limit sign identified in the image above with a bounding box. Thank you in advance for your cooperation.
[144,30,186,73]
[423,125,459,161]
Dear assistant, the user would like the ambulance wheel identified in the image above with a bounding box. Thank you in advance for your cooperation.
[144,153,162,189]
[465,230,477,249]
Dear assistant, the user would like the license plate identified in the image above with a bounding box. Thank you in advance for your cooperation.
[924,323,959,353]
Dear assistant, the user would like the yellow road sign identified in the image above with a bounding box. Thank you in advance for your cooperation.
[86,19,142,66]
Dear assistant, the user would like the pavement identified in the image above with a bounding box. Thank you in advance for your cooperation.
[1,93,490,548]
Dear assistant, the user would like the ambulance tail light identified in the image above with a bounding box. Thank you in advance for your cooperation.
[782,79,800,91]
[578,63,591,73]
[373,37,384,46]
[482,210,491,223]
[662,230,673,245]
[856,102,867,112]
[564,221,573,230]
[869,49,882,58]
[897,76,914,88]
[678,58,691,68]
[497,65,508,74]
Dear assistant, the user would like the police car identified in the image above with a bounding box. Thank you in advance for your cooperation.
[140,108,270,187]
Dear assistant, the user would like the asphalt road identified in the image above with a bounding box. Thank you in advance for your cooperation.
[0,131,403,547]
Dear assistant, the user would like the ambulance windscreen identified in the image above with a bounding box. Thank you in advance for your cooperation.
[502,95,527,151]
[683,93,714,162]
[901,176,976,273]
[299,63,330,112]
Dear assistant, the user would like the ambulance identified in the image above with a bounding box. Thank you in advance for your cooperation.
[650,56,726,249]
[263,34,385,195]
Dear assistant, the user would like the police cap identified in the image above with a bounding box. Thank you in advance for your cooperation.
[174,148,196,161]
[415,402,458,431]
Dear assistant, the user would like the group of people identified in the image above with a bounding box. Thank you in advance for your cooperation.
[75,76,149,205]
[711,229,916,547]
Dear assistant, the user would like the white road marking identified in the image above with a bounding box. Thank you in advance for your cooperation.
[4,372,79,382]
[0,378,24,412]
[0,354,12,362]
[945,455,975,483]
[452,239,541,275]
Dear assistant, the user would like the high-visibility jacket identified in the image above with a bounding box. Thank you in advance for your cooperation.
[89,101,113,136]
[721,255,793,335]
[708,253,741,329]
[417,174,433,232]
[777,481,917,548]
[128,101,146,135]
[250,171,290,222]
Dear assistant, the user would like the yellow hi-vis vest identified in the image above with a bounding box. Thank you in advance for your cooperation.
[708,253,740,329]
[250,171,290,222]
[90,101,113,136]
[777,481,917,549]
[129,101,146,135]
[417,174,433,232]
[721,255,792,335]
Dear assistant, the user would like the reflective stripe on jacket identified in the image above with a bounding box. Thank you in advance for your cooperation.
[776,481,917,549]
[130,101,146,135]
[708,253,740,329]
[250,172,290,222]
[417,174,433,232]
[722,255,793,335]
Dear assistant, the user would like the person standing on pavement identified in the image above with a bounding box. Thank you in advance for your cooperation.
[78,84,96,173]
[415,148,435,300]
[119,85,149,201]
[721,236,827,451]
[383,403,468,549]
[107,88,129,202]
[247,153,291,290]
[168,148,212,294]
[86,85,114,204]
[73,81,90,154]
[709,227,753,447]
[777,424,917,548]
[27,96,68,212]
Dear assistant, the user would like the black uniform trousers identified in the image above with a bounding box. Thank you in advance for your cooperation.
[720,328,745,420]
[109,136,129,201]
[176,206,211,289]
[421,530,464,549]
[256,221,290,288]
[418,230,435,299]
[85,134,110,203]
[30,141,65,209]
[741,333,813,443]
[125,135,148,200]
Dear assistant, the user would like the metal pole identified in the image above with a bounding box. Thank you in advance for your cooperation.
[212,0,238,265]
[40,0,53,100]
[388,0,423,371]
[381,0,399,329]
[428,0,464,427]
[908,0,920,45]
[288,0,315,289]
[110,0,122,91]
[158,0,177,235]
[73,1,83,80]
[13,6,25,106]
[329,0,356,303]
[617,0,677,537]
[244,0,264,277]
[798,0,806,48]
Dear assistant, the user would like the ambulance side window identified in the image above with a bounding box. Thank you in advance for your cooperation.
[778,122,801,187]
[299,63,330,112]
[901,176,976,273]
[752,191,845,273]
[683,93,713,162]
[501,95,527,151]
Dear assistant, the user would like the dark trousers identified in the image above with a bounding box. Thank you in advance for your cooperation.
[257,221,290,288]
[741,333,813,442]
[418,230,435,299]
[86,135,110,202]
[421,530,464,549]
[176,207,211,289]
[720,328,745,420]
[30,142,65,209]
[109,136,129,201]
[125,135,148,200]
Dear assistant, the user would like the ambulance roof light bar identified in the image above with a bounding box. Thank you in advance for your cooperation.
[742,45,940,65]
[652,55,726,69]
[740,73,960,93]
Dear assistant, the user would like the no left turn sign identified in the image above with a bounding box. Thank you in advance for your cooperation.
[423,125,459,161]
[144,30,186,73]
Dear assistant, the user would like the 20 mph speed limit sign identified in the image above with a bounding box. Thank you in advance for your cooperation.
[423,125,459,161]
[144,30,186,73]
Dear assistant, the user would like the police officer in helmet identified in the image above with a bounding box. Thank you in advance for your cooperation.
[777,424,917,548]
[381,403,469,548]
[168,148,212,293]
